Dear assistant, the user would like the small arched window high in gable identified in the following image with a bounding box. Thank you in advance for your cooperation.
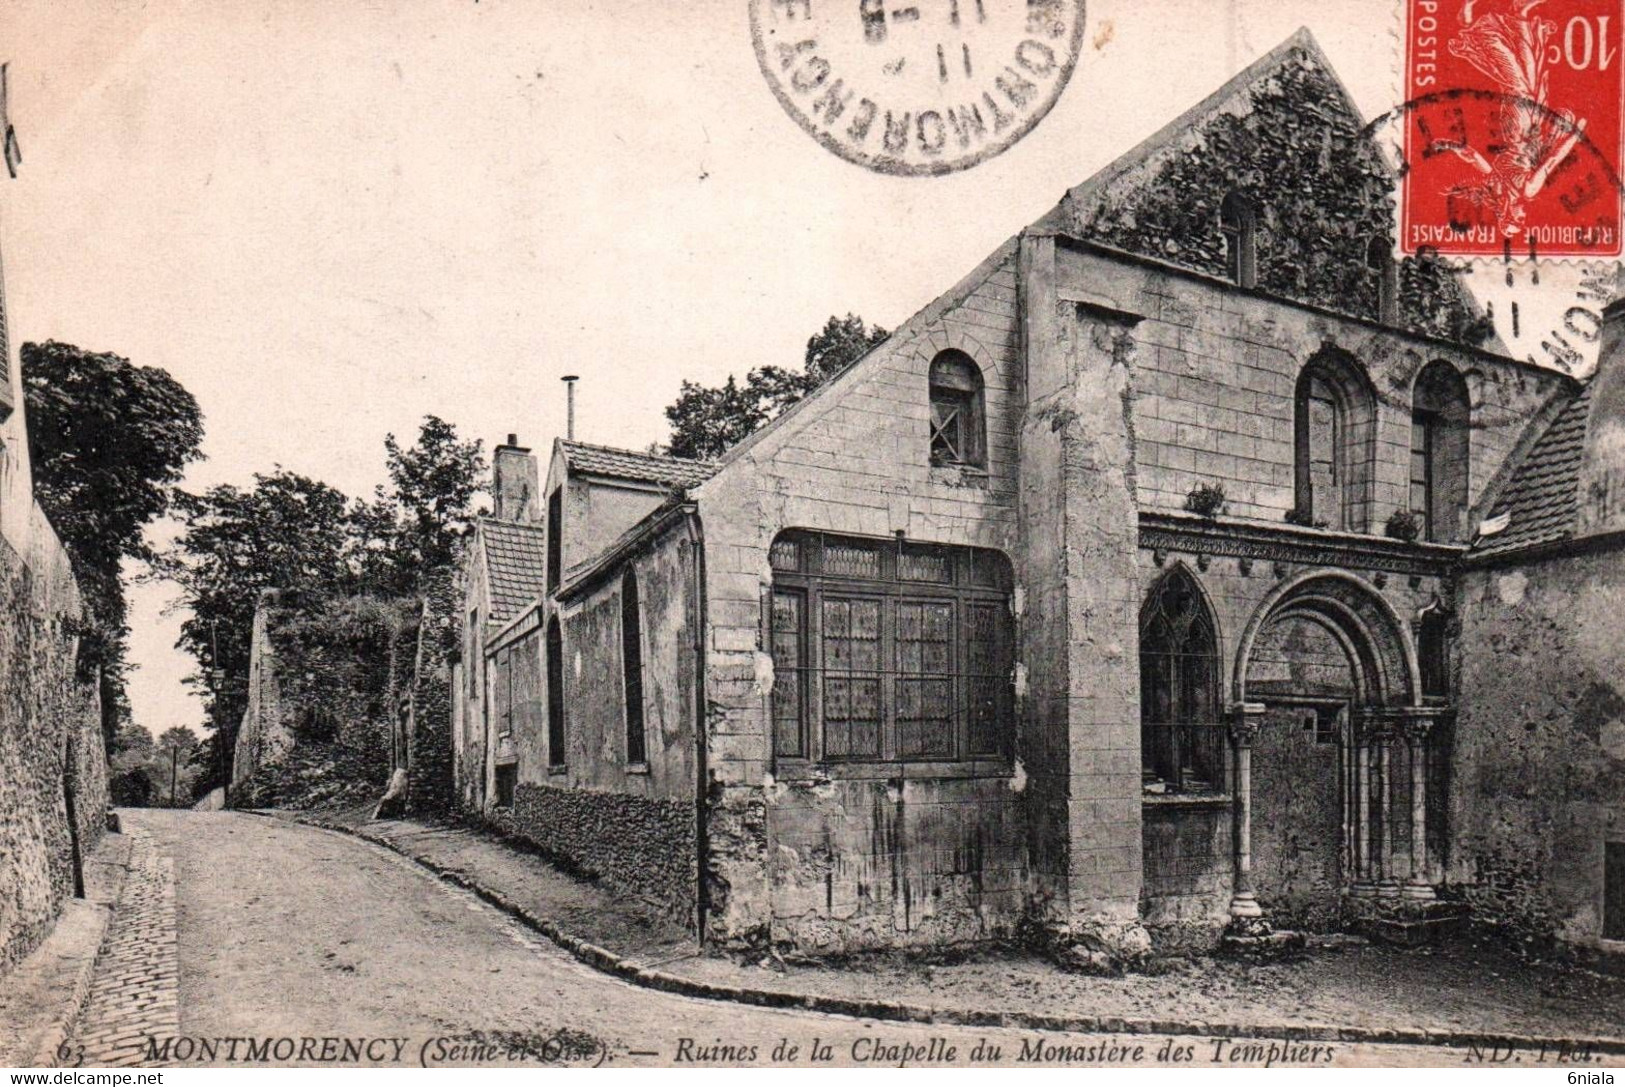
[928,350,986,468]
[1367,234,1398,324]
[1411,361,1472,542]
[1220,191,1258,289]
[1294,349,1378,533]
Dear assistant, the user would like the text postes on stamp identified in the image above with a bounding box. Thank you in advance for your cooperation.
[1403,0,1624,257]
[749,0,1087,176]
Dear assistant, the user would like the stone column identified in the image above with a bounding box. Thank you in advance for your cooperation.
[1402,714,1437,901]
[1227,703,1266,930]
[1374,718,1400,897]
[1350,712,1376,896]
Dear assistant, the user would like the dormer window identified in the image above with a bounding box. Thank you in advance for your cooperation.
[1220,191,1258,288]
[928,351,986,468]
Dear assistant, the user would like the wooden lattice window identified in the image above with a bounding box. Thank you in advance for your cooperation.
[928,351,986,468]
[769,530,1013,766]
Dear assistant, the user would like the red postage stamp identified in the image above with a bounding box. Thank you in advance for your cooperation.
[1402,0,1624,257]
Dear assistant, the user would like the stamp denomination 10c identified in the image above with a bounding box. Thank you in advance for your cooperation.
[1402,0,1624,258]
[749,0,1087,176]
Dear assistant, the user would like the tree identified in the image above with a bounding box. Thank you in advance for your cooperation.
[665,313,887,460]
[22,341,205,750]
[378,415,486,586]
[159,469,354,789]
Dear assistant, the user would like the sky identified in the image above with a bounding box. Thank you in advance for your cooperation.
[0,0,1605,735]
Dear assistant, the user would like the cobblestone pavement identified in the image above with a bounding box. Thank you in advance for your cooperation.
[55,810,1548,1069]
[64,828,178,1067]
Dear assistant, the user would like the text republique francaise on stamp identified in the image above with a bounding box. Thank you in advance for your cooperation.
[1403,0,1624,257]
[749,0,1087,175]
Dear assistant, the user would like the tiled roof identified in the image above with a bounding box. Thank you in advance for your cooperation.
[1474,385,1593,559]
[560,440,717,488]
[478,517,547,622]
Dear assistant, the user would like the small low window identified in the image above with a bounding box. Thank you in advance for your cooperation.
[928,351,986,468]
[494,763,517,809]
[1607,841,1625,941]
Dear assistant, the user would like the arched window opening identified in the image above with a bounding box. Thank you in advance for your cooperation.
[1367,234,1398,324]
[546,487,563,592]
[1411,361,1471,542]
[1417,602,1452,701]
[546,615,566,768]
[1294,350,1377,533]
[1140,567,1224,795]
[621,571,647,764]
[1220,191,1258,289]
[928,351,986,468]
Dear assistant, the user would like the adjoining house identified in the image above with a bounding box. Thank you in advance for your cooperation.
[454,28,1625,966]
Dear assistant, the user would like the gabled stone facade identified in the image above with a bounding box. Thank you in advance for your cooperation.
[452,28,1620,964]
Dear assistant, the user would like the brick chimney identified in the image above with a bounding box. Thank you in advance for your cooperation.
[1576,267,1625,540]
[491,434,540,523]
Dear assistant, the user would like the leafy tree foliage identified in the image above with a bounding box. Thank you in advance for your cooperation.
[159,416,485,789]
[664,313,887,460]
[376,415,486,588]
[160,470,354,788]
[107,723,201,807]
[21,341,205,749]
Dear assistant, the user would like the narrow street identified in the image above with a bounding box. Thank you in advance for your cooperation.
[60,810,1511,1070]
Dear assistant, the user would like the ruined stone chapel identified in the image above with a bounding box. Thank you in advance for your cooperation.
[453,29,1625,965]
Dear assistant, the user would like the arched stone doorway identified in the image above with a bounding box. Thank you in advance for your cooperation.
[1226,572,1440,931]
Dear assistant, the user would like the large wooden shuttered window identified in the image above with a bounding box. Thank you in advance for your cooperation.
[768,531,1013,767]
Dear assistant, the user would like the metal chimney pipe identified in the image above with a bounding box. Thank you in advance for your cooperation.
[561,375,579,440]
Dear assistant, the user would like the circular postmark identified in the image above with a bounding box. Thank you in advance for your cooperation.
[1371,90,1625,260]
[748,0,1087,176]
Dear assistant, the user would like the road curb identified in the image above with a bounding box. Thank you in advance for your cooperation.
[278,811,1625,1056]
[21,900,115,1069]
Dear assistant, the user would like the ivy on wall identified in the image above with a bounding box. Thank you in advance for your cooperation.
[1068,48,1493,347]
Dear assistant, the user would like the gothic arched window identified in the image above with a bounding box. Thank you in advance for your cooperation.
[1140,566,1224,795]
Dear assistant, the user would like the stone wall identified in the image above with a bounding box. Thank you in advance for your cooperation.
[0,504,106,977]
[1452,549,1625,958]
[500,783,697,924]
[484,518,702,926]
[693,241,1033,951]
[230,591,416,810]
[406,567,459,815]
[1053,244,1567,531]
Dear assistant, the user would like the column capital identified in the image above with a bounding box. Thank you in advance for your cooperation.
[1401,708,1445,743]
[1227,702,1265,745]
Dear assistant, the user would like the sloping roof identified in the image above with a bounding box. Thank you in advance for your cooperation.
[559,440,717,488]
[477,517,548,623]
[1474,385,1593,559]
